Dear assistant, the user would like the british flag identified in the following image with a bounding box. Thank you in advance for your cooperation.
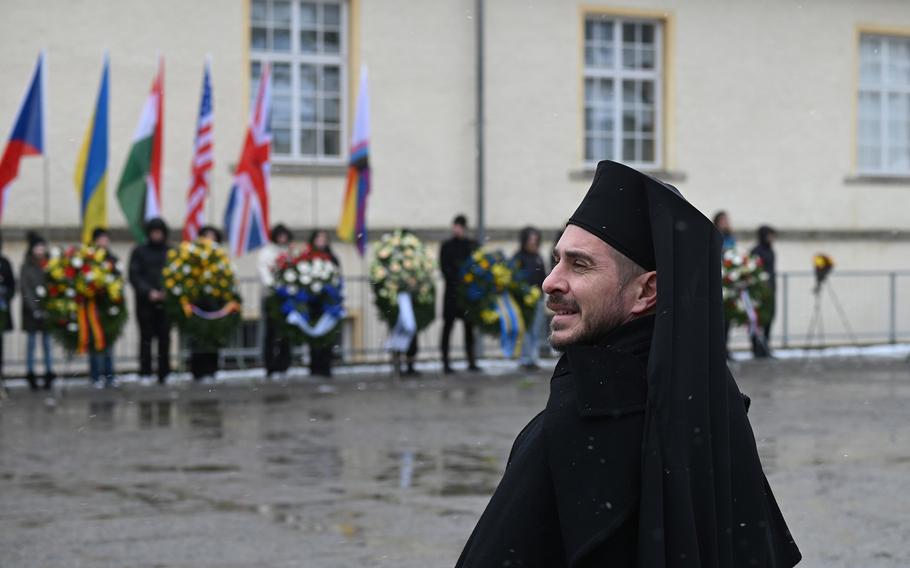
[182,62,213,242]
[224,62,271,256]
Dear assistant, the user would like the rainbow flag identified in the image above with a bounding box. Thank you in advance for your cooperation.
[74,56,109,244]
[337,64,370,256]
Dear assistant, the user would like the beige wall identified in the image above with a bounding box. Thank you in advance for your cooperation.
[0,0,908,275]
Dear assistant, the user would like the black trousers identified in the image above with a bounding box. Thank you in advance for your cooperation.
[138,302,171,380]
[310,344,334,377]
[441,314,476,368]
[190,351,218,380]
[263,302,292,375]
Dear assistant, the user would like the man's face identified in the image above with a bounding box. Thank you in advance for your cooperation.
[148,229,165,244]
[94,235,110,249]
[543,225,637,349]
[716,214,730,233]
[452,223,466,238]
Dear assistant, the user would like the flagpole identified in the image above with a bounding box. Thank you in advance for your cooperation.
[204,55,214,227]
[41,50,50,231]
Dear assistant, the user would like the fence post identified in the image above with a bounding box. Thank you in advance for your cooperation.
[889,272,897,344]
[781,273,789,348]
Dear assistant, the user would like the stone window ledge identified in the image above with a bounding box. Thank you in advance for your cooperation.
[844,174,910,186]
[230,162,348,177]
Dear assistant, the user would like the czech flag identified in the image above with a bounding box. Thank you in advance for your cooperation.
[337,64,370,256]
[0,52,45,221]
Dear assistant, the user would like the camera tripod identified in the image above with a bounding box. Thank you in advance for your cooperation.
[804,279,858,351]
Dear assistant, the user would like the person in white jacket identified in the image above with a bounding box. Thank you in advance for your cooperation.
[259,224,293,377]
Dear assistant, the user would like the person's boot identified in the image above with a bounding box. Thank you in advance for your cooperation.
[43,371,56,390]
[157,373,168,386]
[26,372,39,391]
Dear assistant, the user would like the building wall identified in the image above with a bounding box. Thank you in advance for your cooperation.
[0,0,907,364]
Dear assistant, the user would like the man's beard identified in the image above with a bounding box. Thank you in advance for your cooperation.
[547,292,627,351]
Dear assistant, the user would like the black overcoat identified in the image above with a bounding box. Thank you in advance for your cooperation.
[456,316,655,567]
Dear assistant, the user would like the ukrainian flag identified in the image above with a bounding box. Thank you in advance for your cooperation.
[74,56,109,244]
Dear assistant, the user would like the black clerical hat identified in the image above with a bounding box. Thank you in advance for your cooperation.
[567,160,656,271]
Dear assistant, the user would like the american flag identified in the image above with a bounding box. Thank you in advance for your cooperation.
[224,62,270,256]
[182,62,213,242]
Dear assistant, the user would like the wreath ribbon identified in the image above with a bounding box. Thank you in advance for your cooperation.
[385,292,416,352]
[739,289,761,337]
[180,298,241,320]
[495,292,525,358]
[77,299,106,354]
[274,283,345,339]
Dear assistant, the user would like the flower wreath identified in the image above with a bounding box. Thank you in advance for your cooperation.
[163,238,242,349]
[458,249,541,357]
[266,246,344,349]
[42,245,128,353]
[722,249,773,330]
[369,229,436,333]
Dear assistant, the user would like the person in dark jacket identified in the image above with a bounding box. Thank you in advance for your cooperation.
[187,225,223,381]
[308,230,339,378]
[750,225,777,357]
[511,226,546,370]
[88,228,119,388]
[439,214,480,374]
[456,162,800,568]
[129,218,172,384]
[20,232,55,390]
[0,231,16,387]
[260,224,294,377]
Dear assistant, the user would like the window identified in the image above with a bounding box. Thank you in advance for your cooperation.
[584,17,662,167]
[858,34,910,175]
[251,0,346,162]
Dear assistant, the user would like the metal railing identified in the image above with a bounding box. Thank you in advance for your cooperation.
[2,270,908,377]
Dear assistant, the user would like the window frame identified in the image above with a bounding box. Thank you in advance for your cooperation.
[582,15,664,170]
[857,32,910,177]
[250,0,349,165]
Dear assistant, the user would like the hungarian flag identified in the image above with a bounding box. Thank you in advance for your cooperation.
[117,58,164,242]
[0,52,45,221]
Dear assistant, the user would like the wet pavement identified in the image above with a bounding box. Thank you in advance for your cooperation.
[1,357,908,567]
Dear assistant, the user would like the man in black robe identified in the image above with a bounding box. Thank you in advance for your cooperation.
[455,161,801,567]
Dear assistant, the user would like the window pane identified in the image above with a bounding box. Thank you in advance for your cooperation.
[273,1,291,24]
[622,110,636,133]
[323,98,340,124]
[324,129,341,156]
[273,128,291,155]
[272,63,291,89]
[622,80,636,104]
[251,0,268,23]
[251,27,268,50]
[642,81,654,104]
[300,64,317,92]
[300,96,317,123]
[272,28,291,52]
[324,31,341,54]
[642,138,655,162]
[300,30,317,53]
[622,137,636,161]
[300,2,317,25]
[641,24,654,45]
[300,129,317,155]
[272,95,292,123]
[323,3,341,26]
[641,47,655,70]
[622,47,636,69]
[623,22,635,43]
[322,66,340,93]
[641,110,655,134]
